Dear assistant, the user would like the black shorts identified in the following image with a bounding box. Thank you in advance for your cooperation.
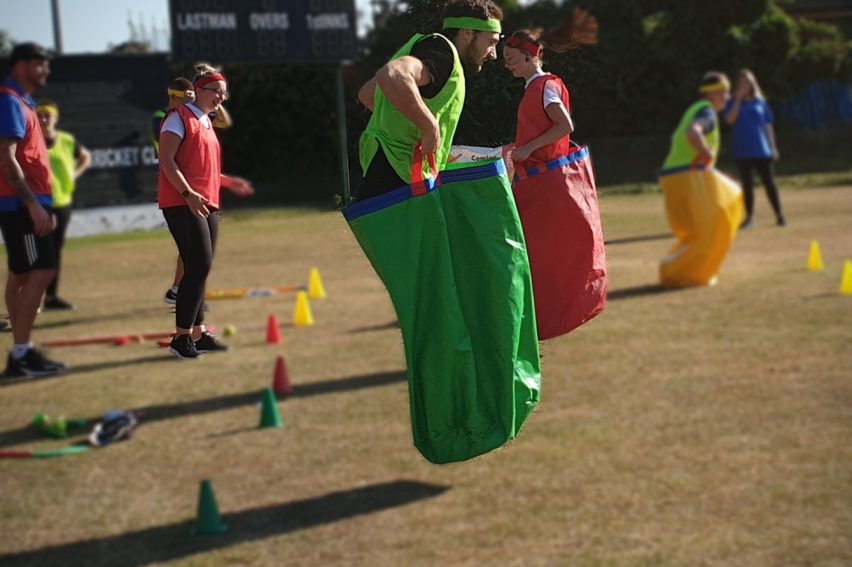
[0,207,58,274]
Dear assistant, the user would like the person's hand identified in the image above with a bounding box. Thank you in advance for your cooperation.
[771,149,780,162]
[185,192,210,218]
[512,144,533,162]
[696,147,714,167]
[735,80,749,100]
[26,201,53,236]
[227,176,255,197]
[420,118,441,156]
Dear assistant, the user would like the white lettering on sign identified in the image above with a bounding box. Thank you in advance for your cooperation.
[141,146,159,166]
[90,147,145,169]
[306,13,349,31]
[249,12,290,30]
[177,12,238,31]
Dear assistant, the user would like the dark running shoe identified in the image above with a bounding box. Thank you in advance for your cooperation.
[43,296,75,311]
[169,334,199,359]
[194,331,228,353]
[4,349,67,378]
[777,216,787,226]
[163,288,178,305]
[740,217,754,230]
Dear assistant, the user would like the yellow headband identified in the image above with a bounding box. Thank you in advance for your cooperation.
[35,103,59,116]
[167,88,192,100]
[699,81,730,94]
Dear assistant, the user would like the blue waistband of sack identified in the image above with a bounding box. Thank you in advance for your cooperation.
[658,164,711,178]
[342,176,438,221]
[513,147,589,183]
[440,159,506,185]
[0,194,53,212]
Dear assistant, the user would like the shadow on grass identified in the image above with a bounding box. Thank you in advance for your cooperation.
[34,306,168,330]
[0,370,406,448]
[604,233,671,246]
[0,480,448,567]
[607,284,686,301]
[348,320,400,334]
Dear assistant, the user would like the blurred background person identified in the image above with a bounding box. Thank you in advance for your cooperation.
[723,69,785,228]
[35,99,91,311]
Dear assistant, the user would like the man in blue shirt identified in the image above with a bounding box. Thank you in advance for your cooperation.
[0,42,66,378]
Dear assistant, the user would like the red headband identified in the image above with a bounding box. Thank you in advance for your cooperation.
[194,73,225,88]
[506,34,542,58]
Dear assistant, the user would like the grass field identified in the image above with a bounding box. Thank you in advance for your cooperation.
[0,180,850,566]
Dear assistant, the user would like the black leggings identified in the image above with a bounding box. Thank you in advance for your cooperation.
[163,206,219,329]
[46,206,72,297]
[735,158,784,220]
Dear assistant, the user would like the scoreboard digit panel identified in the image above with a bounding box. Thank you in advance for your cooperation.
[170,0,356,63]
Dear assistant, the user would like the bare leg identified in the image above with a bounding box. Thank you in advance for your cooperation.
[7,269,56,344]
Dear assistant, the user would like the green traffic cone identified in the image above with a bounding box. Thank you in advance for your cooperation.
[259,387,283,429]
[192,479,228,535]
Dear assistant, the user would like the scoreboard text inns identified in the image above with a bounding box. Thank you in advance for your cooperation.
[170,0,357,63]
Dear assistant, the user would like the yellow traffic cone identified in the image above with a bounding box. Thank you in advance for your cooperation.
[293,291,314,326]
[839,260,852,296]
[807,240,824,271]
[308,267,326,299]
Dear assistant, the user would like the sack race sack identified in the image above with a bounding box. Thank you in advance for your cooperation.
[343,154,541,464]
[512,144,608,340]
[658,166,744,287]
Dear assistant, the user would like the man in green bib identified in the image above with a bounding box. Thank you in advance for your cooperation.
[35,100,91,311]
[662,71,731,170]
[356,0,503,201]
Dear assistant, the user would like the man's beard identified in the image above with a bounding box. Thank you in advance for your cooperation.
[460,41,482,74]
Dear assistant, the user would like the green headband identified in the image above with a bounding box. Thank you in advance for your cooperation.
[442,16,501,33]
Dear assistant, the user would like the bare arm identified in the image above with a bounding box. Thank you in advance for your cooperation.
[512,103,574,161]
[723,96,742,126]
[686,122,714,165]
[358,77,377,111]
[158,131,209,217]
[766,123,779,160]
[220,173,254,196]
[0,138,52,235]
[75,145,91,178]
[375,56,440,154]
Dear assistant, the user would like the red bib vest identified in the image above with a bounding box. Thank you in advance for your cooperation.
[158,104,221,210]
[0,86,52,199]
[514,74,572,167]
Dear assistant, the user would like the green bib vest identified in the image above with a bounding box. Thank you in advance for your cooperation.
[359,33,465,183]
[48,131,77,208]
[663,100,720,170]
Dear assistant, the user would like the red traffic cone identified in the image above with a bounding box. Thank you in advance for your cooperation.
[272,355,293,396]
[266,314,283,344]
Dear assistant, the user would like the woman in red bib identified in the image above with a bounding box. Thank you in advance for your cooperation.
[504,19,607,340]
[158,69,252,359]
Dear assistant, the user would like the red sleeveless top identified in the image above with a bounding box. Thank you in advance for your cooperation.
[514,74,572,167]
[0,86,52,199]
[158,104,221,210]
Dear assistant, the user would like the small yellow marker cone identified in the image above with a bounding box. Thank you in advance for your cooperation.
[807,240,824,271]
[308,267,326,299]
[839,260,852,296]
[293,291,314,326]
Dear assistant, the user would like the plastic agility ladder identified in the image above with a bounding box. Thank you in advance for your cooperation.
[512,143,608,340]
[343,151,540,465]
[659,165,744,287]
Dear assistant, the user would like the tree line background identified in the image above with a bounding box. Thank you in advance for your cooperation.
[2,0,850,204]
[220,0,850,202]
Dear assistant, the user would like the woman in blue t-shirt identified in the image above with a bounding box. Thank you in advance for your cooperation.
[723,69,785,228]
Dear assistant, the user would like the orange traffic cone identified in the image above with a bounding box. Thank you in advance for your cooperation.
[266,314,283,344]
[272,355,293,396]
